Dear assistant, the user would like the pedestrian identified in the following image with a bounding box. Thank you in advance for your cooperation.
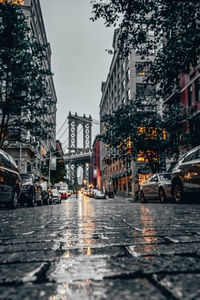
[76,190,78,198]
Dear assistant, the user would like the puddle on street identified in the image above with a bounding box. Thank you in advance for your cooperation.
[49,195,110,299]
[131,206,158,257]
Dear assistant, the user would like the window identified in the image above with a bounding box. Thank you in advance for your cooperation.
[9,155,17,170]
[121,80,125,92]
[150,175,158,182]
[0,151,11,168]
[183,150,197,163]
[123,183,126,191]
[122,61,125,73]
[126,69,130,83]
[12,0,24,4]
[114,97,117,107]
[159,174,171,181]
[136,62,150,76]
[148,30,154,36]
[197,149,200,159]
[0,0,24,3]
[136,83,154,98]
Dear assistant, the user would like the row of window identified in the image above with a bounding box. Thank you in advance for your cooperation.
[0,0,24,4]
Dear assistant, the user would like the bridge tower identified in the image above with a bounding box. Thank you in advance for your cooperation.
[66,112,92,186]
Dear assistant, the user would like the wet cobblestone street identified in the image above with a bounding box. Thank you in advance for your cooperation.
[0,194,200,299]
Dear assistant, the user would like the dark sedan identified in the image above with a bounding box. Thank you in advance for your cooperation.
[140,173,172,203]
[171,146,200,203]
[0,150,21,208]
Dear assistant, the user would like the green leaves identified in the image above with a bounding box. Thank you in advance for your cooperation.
[91,0,200,96]
[0,3,54,148]
[101,95,186,170]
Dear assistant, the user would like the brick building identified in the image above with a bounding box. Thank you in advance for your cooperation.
[165,66,200,155]
[99,30,155,196]
[0,0,57,175]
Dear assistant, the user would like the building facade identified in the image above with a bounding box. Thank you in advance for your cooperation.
[90,136,101,190]
[165,65,200,159]
[1,0,57,175]
[99,30,155,196]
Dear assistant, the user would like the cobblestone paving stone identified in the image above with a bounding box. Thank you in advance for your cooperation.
[0,195,200,299]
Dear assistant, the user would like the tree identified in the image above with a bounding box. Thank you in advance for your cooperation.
[0,3,54,148]
[91,0,200,97]
[101,96,188,173]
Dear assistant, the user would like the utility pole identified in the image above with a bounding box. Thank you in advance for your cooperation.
[19,143,22,173]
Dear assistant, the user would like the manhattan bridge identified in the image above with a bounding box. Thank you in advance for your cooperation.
[58,112,99,187]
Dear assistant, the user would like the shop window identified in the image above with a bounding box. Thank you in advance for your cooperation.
[123,183,126,191]
[121,80,125,92]
[126,88,131,101]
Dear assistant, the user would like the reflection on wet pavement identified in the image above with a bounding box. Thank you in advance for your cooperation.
[0,194,200,299]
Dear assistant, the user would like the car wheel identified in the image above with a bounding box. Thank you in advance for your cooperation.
[159,188,166,203]
[140,192,147,203]
[173,182,184,203]
[9,191,18,209]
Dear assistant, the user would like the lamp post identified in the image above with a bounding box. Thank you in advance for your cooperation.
[48,150,51,188]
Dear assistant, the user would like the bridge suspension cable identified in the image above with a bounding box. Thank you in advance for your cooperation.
[56,116,68,135]
[58,125,69,140]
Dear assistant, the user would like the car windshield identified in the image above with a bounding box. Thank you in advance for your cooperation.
[159,174,171,181]
[21,174,33,183]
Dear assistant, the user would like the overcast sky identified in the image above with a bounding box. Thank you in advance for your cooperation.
[40,0,114,147]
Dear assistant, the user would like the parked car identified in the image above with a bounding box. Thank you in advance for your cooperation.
[20,174,40,207]
[140,173,172,203]
[0,150,21,208]
[84,190,90,196]
[95,191,106,199]
[59,186,68,199]
[89,189,98,198]
[51,189,61,204]
[171,146,200,203]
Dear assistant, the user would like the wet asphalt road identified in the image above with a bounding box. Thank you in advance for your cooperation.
[0,194,200,300]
